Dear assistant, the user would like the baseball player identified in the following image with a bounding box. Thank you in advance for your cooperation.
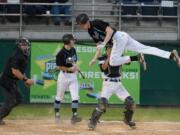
[88,45,137,130]
[54,34,82,124]
[0,38,34,125]
[76,13,180,68]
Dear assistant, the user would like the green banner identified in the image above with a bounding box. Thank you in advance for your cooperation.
[30,42,140,104]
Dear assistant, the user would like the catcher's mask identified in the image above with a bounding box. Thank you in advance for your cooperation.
[62,34,76,45]
[16,37,31,56]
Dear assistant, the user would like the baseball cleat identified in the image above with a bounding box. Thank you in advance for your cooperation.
[55,112,60,123]
[71,115,82,124]
[138,53,147,71]
[0,119,5,125]
[123,119,136,129]
[170,50,180,67]
[88,122,96,131]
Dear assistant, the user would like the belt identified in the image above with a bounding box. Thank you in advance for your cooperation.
[104,78,120,82]
[63,71,74,73]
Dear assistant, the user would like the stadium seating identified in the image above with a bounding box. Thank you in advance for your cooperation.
[0,0,7,24]
[141,6,159,15]
[162,7,177,16]
[0,0,179,40]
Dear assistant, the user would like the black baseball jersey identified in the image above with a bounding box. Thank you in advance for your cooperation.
[98,54,121,78]
[1,48,28,80]
[88,19,116,45]
[56,47,77,68]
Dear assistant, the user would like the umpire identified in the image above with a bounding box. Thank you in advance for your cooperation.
[0,37,34,125]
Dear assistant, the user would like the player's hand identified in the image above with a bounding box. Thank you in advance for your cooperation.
[69,65,79,72]
[89,59,96,67]
[25,79,34,87]
[96,42,106,49]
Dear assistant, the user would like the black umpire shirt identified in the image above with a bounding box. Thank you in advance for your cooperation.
[98,54,121,78]
[88,19,116,46]
[56,47,77,68]
[1,48,28,80]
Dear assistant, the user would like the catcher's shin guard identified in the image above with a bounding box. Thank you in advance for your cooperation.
[123,96,136,128]
[123,110,136,127]
[88,108,103,130]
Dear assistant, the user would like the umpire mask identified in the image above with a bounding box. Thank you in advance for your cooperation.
[16,37,31,56]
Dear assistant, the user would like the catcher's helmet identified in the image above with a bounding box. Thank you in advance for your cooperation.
[16,37,31,56]
[62,34,76,44]
[76,13,89,24]
[105,44,113,50]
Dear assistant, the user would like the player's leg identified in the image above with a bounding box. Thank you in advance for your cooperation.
[110,31,145,67]
[109,31,131,66]
[88,81,112,130]
[0,81,18,125]
[88,97,108,130]
[69,78,82,124]
[14,84,23,107]
[115,82,136,128]
[126,33,180,66]
[54,72,67,122]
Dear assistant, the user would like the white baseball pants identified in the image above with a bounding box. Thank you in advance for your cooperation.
[55,71,79,101]
[101,80,130,101]
[110,31,171,66]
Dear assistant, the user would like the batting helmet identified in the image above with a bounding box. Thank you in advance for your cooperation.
[62,34,76,44]
[76,13,89,24]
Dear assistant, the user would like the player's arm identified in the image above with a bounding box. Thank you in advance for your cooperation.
[97,26,114,49]
[93,47,101,61]
[103,26,114,45]
[89,48,102,67]
[101,56,110,70]
[12,68,27,80]
[11,58,33,86]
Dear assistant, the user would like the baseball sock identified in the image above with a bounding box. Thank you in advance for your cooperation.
[54,100,61,113]
[130,55,138,61]
[72,100,78,116]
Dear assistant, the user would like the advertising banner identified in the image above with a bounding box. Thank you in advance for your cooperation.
[30,42,140,104]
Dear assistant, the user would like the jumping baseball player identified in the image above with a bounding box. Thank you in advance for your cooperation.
[54,34,82,124]
[76,13,180,68]
[0,38,34,125]
[88,45,137,130]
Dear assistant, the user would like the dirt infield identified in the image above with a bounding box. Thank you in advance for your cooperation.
[0,120,180,135]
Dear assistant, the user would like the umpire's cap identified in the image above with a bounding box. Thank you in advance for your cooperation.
[62,34,76,44]
[76,13,89,24]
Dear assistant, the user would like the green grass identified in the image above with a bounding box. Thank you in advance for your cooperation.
[6,104,180,122]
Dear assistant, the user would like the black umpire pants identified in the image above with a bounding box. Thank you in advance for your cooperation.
[0,75,23,120]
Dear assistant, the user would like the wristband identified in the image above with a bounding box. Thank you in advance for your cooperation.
[23,77,28,82]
